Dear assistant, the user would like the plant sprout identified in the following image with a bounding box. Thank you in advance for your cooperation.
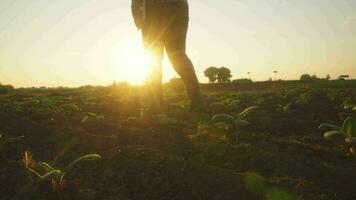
[211,106,258,142]
[212,106,258,126]
[23,151,101,190]
[81,112,105,124]
[275,103,292,113]
[343,99,356,111]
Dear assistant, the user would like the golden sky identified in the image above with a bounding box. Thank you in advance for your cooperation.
[0,0,356,87]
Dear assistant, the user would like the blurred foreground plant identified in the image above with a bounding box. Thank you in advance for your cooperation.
[319,116,356,156]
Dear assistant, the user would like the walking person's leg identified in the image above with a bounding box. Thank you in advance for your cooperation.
[165,2,203,109]
[141,3,165,107]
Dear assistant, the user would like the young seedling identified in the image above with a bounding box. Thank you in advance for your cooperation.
[340,99,356,118]
[211,106,258,142]
[319,117,356,155]
[343,99,356,111]
[275,103,292,113]
[81,112,105,124]
[23,151,101,190]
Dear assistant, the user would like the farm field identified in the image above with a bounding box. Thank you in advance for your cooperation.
[1,80,356,200]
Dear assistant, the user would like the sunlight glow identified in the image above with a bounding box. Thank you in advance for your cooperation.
[112,37,152,85]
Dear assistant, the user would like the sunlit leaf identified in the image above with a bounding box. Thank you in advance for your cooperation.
[23,151,43,179]
[319,123,341,131]
[63,154,101,175]
[239,106,258,118]
[87,112,98,117]
[37,162,55,173]
[235,119,251,127]
[81,115,89,124]
[345,137,356,144]
[324,130,343,139]
[27,167,43,179]
[343,117,356,138]
[23,151,32,167]
[41,170,61,181]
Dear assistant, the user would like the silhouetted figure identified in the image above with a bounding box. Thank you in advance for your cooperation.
[132,0,203,111]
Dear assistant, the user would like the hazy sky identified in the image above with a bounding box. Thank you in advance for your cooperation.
[0,0,356,87]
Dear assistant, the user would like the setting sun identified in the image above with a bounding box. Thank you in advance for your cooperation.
[112,37,151,85]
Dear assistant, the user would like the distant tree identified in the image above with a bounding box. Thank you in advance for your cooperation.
[300,74,311,81]
[325,74,331,80]
[204,66,219,83]
[300,74,320,81]
[311,75,319,80]
[0,83,15,94]
[217,67,232,83]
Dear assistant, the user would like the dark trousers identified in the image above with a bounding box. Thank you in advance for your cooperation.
[142,1,202,106]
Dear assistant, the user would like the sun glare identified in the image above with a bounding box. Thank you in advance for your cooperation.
[112,37,152,85]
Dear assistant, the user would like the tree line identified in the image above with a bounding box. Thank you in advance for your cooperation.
[0,83,14,94]
[204,66,351,84]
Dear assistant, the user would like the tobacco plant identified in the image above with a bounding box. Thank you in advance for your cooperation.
[211,106,258,142]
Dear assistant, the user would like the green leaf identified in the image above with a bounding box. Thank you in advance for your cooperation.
[324,130,343,139]
[40,170,61,181]
[235,119,251,127]
[37,162,55,173]
[63,154,101,175]
[26,167,43,179]
[81,115,89,124]
[319,123,342,131]
[239,106,258,118]
[353,106,356,112]
[87,112,98,117]
[343,117,356,138]
[212,114,235,126]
